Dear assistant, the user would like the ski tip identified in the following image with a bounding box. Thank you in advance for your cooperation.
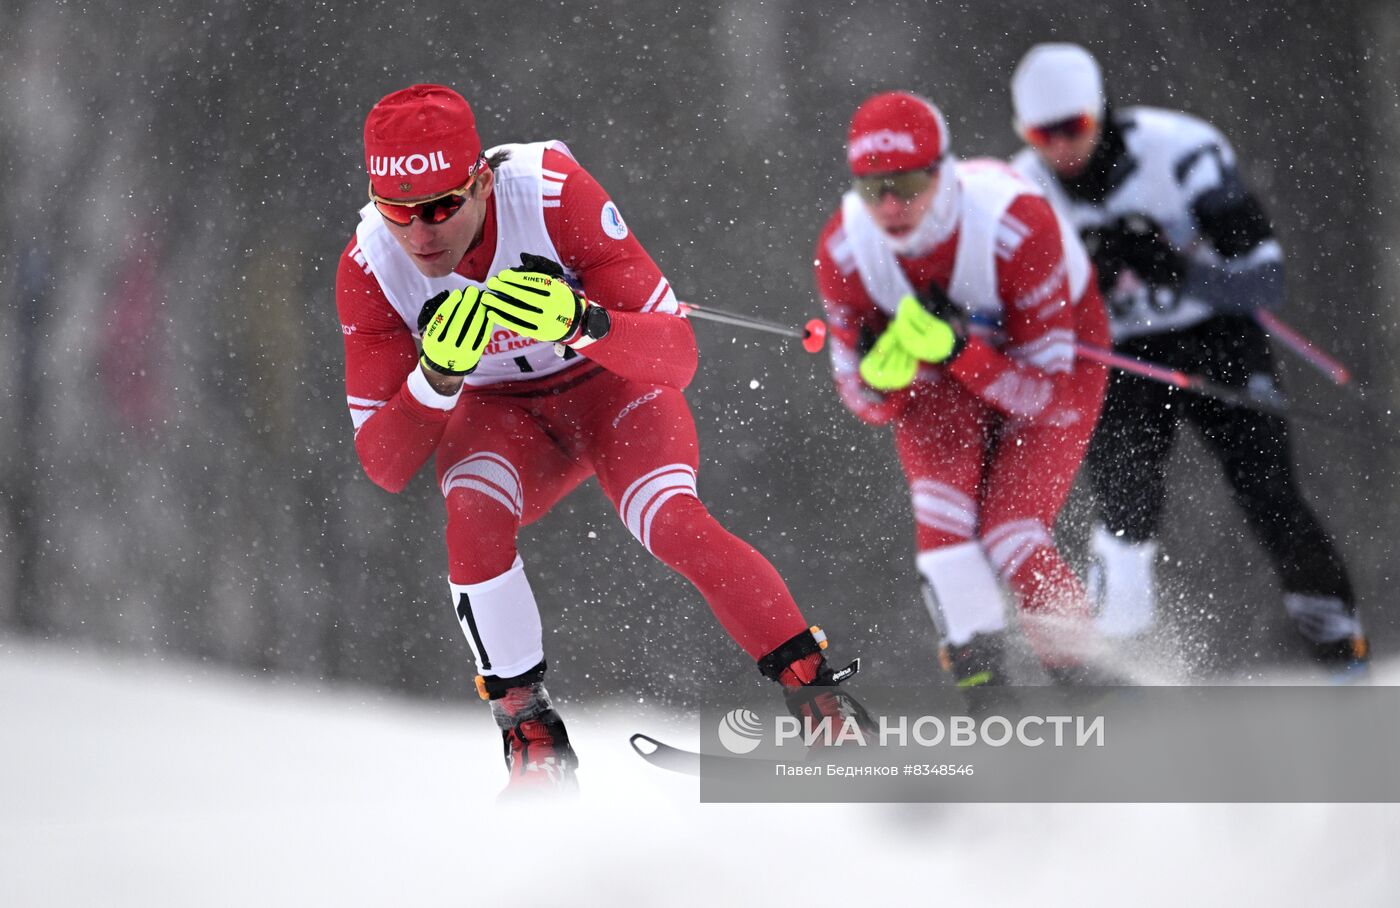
[629,733,661,756]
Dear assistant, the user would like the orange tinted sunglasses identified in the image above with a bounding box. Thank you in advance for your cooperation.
[369,156,486,226]
[1024,113,1097,147]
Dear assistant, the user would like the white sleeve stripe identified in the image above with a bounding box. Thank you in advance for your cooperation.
[641,278,675,314]
[642,278,669,310]
[542,200,561,208]
[348,395,385,431]
[830,343,859,377]
[1000,214,1030,238]
[1232,239,1283,267]
[994,223,1030,260]
[1012,262,1069,311]
[542,182,564,197]
[540,168,569,181]
[827,229,858,275]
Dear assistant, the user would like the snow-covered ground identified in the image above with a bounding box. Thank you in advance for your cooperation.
[2,637,1398,908]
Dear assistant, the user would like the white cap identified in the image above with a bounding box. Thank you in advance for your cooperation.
[1011,43,1104,127]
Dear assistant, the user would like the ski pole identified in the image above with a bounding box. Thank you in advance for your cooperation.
[682,302,1286,416]
[679,301,828,353]
[679,303,1380,438]
[1075,340,1379,440]
[1071,341,1289,415]
[1254,310,1352,386]
[964,314,1376,437]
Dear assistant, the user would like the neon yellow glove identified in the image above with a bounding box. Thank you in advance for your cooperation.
[885,294,966,364]
[859,329,920,391]
[484,253,586,344]
[417,286,493,375]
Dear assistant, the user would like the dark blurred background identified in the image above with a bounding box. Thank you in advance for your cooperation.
[2,0,1397,709]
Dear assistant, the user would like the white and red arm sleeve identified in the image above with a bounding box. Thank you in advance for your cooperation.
[336,240,455,494]
[544,151,697,390]
[814,215,910,426]
[946,195,1080,422]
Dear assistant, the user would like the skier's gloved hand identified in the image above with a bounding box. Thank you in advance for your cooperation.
[417,286,493,375]
[485,253,591,344]
[886,293,967,364]
[859,328,919,391]
[1091,214,1186,288]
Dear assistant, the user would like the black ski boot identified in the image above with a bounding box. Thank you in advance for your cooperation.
[1309,635,1370,682]
[1284,593,1370,681]
[759,627,877,740]
[939,632,1015,714]
[480,664,579,797]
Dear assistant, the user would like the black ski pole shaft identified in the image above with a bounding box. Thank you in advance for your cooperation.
[1074,341,1380,441]
[968,314,1382,440]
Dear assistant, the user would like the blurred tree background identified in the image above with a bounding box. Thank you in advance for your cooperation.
[2,0,1397,708]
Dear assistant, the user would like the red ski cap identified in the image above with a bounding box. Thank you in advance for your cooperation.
[846,91,949,176]
[364,84,481,201]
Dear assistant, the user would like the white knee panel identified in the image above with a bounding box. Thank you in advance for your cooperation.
[917,541,1009,647]
[1087,524,1158,638]
[448,556,543,679]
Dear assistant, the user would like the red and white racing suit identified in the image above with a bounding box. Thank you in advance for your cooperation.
[337,141,810,684]
[814,158,1110,663]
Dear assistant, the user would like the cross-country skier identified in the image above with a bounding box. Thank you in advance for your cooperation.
[813,91,1113,697]
[336,84,868,794]
[1008,43,1368,673]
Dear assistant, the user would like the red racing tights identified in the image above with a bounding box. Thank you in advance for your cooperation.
[895,364,1107,663]
[434,366,809,676]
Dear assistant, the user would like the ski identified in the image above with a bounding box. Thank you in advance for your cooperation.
[628,733,706,775]
[629,733,768,776]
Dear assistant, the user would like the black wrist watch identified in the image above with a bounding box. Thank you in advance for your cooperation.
[580,304,611,342]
